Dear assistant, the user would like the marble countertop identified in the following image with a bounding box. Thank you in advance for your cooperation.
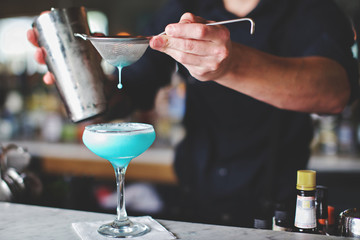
[0,202,355,240]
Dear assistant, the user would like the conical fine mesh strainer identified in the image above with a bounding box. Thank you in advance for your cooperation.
[75,34,149,89]
[74,34,149,67]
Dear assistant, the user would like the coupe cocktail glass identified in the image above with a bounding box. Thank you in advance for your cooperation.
[82,122,156,238]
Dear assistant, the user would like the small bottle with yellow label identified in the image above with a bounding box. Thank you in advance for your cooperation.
[294,170,318,234]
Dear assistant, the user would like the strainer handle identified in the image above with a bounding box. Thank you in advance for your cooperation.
[158,17,255,35]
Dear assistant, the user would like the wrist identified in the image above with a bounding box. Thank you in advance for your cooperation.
[215,42,248,85]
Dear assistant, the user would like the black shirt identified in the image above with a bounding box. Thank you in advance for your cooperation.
[121,0,359,226]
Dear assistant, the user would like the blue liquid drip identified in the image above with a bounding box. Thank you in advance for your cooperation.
[117,66,123,89]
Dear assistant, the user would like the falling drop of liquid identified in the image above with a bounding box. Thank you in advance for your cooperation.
[117,66,123,89]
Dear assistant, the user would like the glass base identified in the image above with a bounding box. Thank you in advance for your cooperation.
[98,219,150,238]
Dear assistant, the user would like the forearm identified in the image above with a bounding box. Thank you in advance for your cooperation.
[217,43,351,114]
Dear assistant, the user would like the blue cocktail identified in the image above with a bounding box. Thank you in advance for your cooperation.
[83,122,155,238]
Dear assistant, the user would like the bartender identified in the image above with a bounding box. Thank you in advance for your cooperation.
[28,0,358,227]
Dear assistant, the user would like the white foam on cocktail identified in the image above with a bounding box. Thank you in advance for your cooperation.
[87,123,154,134]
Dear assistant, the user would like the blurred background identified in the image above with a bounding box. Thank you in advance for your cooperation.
[0,0,359,224]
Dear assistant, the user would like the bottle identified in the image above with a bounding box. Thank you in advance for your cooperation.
[337,106,355,154]
[318,116,338,155]
[273,209,293,231]
[254,218,272,230]
[254,201,273,230]
[316,186,328,234]
[294,170,318,234]
[326,206,337,236]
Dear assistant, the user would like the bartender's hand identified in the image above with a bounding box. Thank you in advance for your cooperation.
[151,12,351,115]
[27,28,56,85]
[27,27,105,85]
[26,11,55,85]
[150,12,233,81]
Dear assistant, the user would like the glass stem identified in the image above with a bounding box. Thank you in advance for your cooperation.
[115,166,128,222]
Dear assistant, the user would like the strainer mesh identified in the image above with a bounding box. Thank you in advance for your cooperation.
[90,39,149,67]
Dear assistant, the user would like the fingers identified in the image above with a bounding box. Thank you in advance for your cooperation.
[34,48,55,85]
[150,37,227,73]
[27,28,47,65]
[27,29,39,47]
[179,12,207,24]
[164,23,223,41]
[152,13,232,81]
[43,72,55,85]
[164,13,228,41]
[27,10,50,47]
[161,48,223,73]
[154,43,206,66]
[151,35,229,59]
[34,47,47,65]
[151,36,202,55]
[35,49,55,85]
[28,34,53,84]
[27,11,55,85]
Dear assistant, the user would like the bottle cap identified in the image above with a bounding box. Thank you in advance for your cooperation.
[296,170,316,191]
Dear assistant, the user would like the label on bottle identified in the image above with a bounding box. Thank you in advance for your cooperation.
[294,195,316,229]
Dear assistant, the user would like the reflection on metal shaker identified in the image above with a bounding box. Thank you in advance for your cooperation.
[339,208,360,237]
[32,7,107,122]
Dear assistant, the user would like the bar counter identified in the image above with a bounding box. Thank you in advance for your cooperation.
[4,141,360,186]
[4,141,177,184]
[0,202,354,240]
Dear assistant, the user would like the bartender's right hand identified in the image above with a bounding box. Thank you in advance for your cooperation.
[27,28,56,85]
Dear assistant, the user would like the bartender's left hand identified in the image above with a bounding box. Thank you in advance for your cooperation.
[150,12,232,81]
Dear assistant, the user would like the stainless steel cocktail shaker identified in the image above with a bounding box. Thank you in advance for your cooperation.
[33,7,107,122]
